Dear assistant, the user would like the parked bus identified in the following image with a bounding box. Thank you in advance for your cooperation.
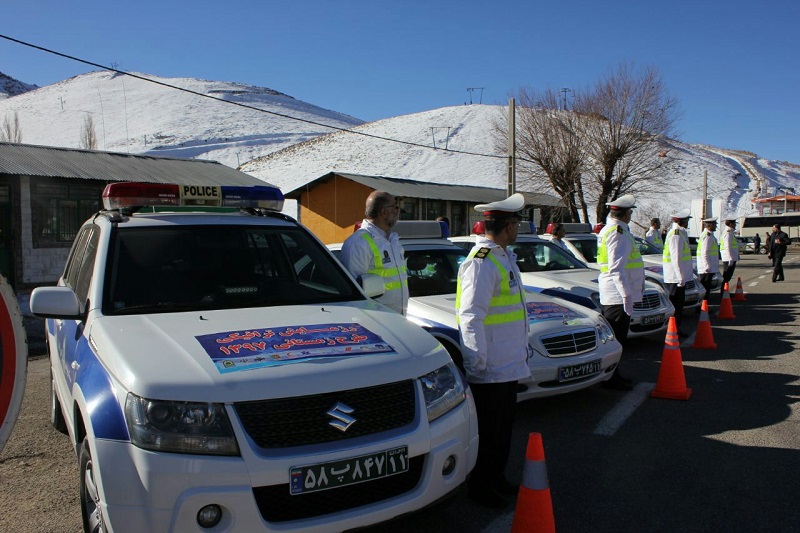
[737,213,800,238]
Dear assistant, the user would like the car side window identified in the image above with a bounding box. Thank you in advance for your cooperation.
[74,228,100,310]
[63,227,93,288]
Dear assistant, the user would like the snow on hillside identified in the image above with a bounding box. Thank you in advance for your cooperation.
[0,70,363,167]
[241,104,800,230]
[0,71,37,100]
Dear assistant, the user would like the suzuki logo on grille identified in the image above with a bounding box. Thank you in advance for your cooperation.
[327,401,356,432]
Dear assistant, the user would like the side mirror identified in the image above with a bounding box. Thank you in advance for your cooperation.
[29,287,81,319]
[359,274,386,298]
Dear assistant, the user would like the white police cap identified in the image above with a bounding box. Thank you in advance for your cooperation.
[474,192,526,214]
[606,194,636,210]
[702,217,717,223]
[670,209,692,220]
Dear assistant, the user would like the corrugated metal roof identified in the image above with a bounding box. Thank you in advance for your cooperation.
[0,142,267,186]
[285,172,563,207]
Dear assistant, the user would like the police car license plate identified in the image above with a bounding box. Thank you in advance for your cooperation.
[558,360,601,382]
[290,446,409,495]
[642,313,665,325]
[685,294,699,304]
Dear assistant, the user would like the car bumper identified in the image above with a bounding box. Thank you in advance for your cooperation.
[92,398,478,532]
[517,345,623,401]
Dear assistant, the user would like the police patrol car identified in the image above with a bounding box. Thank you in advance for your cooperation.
[332,221,623,401]
[30,183,478,533]
[451,225,676,338]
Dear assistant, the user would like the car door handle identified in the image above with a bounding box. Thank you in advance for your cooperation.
[71,361,79,371]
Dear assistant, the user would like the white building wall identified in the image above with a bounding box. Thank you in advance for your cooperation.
[20,176,70,285]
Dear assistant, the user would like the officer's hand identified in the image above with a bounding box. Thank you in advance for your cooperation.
[623,298,634,316]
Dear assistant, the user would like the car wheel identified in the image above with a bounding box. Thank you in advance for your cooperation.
[80,439,109,533]
[50,368,68,434]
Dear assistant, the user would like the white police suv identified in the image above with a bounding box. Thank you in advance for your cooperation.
[451,226,675,338]
[333,221,623,402]
[30,183,478,533]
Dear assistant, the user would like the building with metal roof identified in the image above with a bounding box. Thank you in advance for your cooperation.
[284,172,562,244]
[0,142,267,289]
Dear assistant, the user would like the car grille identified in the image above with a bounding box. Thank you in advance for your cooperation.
[253,455,425,522]
[540,328,597,356]
[634,292,662,311]
[686,280,696,290]
[234,380,416,449]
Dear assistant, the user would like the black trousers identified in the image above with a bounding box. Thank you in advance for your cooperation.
[601,303,631,346]
[665,283,686,329]
[699,273,714,301]
[721,261,737,294]
[468,381,518,488]
[772,254,785,281]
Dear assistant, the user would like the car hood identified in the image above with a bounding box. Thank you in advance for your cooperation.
[88,301,449,402]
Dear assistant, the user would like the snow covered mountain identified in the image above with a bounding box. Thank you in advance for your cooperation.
[0,70,363,167]
[2,70,799,229]
[0,71,37,100]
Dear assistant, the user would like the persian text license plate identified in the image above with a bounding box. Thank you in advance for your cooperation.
[290,446,409,495]
[558,360,601,382]
[642,313,665,325]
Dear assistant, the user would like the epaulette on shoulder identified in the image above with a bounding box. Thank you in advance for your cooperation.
[616,225,622,233]
[474,247,491,259]
[673,229,680,236]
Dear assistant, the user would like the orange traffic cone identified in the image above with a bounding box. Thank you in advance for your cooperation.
[692,300,717,349]
[733,277,747,301]
[511,433,556,533]
[651,316,693,400]
[717,282,736,320]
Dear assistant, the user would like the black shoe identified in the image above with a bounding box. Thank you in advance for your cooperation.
[468,486,506,508]
[493,478,519,496]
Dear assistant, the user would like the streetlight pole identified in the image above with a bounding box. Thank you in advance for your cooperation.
[781,188,795,214]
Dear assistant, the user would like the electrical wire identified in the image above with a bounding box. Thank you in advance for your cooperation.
[0,33,510,162]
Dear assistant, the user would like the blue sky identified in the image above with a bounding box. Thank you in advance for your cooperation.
[2,0,799,163]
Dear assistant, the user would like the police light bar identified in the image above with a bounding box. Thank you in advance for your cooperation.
[517,221,537,235]
[102,183,284,211]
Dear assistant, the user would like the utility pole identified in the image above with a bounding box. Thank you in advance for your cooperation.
[702,169,708,218]
[467,87,485,104]
[560,88,572,110]
[507,98,516,196]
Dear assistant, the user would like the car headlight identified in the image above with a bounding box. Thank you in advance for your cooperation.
[125,394,239,455]
[421,362,466,422]
[596,316,615,344]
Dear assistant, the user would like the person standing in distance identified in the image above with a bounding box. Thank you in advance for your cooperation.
[340,191,409,315]
[645,218,663,248]
[719,218,740,296]
[456,193,530,508]
[696,217,720,304]
[597,195,644,390]
[768,224,790,282]
[753,232,761,255]
[663,210,694,336]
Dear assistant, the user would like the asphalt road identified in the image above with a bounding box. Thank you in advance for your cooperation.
[3,252,799,532]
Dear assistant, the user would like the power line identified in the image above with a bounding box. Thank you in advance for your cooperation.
[0,33,509,162]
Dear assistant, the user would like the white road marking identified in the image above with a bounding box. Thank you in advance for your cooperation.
[593,382,656,436]
[749,281,759,287]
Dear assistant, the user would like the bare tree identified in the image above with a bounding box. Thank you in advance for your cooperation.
[497,87,589,222]
[1,111,22,143]
[573,63,679,222]
[80,114,98,150]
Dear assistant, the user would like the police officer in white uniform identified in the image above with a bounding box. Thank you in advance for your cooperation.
[719,218,740,296]
[340,191,409,315]
[597,195,644,390]
[696,217,720,304]
[645,218,663,248]
[663,209,694,335]
[456,192,530,508]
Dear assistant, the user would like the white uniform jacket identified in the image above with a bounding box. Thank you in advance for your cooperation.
[720,228,740,262]
[597,218,645,315]
[340,219,409,315]
[663,223,694,286]
[645,227,663,248]
[696,229,720,273]
[456,237,530,384]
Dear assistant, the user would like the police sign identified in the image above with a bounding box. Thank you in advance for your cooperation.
[0,275,27,454]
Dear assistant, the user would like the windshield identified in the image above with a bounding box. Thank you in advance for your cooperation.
[567,237,598,263]
[634,236,663,255]
[104,225,362,314]
[509,240,588,272]
[405,247,468,296]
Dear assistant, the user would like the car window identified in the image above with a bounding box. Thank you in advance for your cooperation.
[568,238,598,263]
[104,225,361,314]
[405,248,467,296]
[509,241,587,272]
[634,237,663,255]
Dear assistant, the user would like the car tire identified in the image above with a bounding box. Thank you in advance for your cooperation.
[80,438,109,533]
[50,368,68,434]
